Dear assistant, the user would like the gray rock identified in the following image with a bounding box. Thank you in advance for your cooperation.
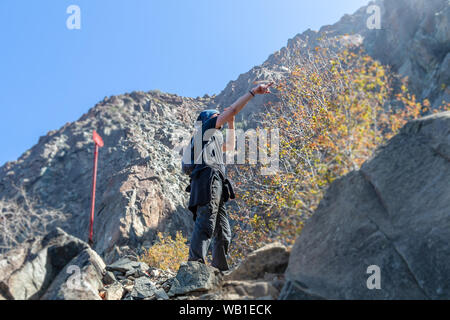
[0,228,92,300]
[106,257,140,273]
[124,261,149,278]
[105,282,125,300]
[220,280,280,300]
[281,112,450,300]
[130,277,158,299]
[279,281,326,300]
[123,284,134,293]
[168,262,222,297]
[103,271,116,285]
[224,243,289,281]
[41,248,106,300]
[152,288,170,300]
[120,279,133,286]
[125,269,135,278]
[122,292,133,300]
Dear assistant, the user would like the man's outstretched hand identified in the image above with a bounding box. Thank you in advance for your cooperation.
[252,82,274,95]
[215,82,274,129]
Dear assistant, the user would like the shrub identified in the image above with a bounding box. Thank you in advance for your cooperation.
[0,186,67,254]
[139,231,189,272]
[227,41,448,265]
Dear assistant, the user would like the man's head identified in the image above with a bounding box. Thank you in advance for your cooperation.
[197,109,220,124]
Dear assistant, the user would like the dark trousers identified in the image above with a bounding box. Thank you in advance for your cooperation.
[188,174,231,271]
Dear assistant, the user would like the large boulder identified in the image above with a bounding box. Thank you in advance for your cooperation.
[224,243,290,281]
[281,112,450,300]
[104,282,125,300]
[0,228,105,300]
[130,277,158,300]
[40,248,105,300]
[168,262,223,297]
[218,280,281,300]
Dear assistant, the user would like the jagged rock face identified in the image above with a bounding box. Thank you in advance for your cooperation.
[224,243,290,281]
[0,91,211,262]
[0,228,104,300]
[281,112,450,300]
[41,247,105,300]
[212,0,449,119]
[363,0,450,107]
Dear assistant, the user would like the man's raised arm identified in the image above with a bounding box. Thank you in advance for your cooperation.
[215,82,273,129]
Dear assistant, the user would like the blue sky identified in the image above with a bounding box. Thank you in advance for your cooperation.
[0,0,369,166]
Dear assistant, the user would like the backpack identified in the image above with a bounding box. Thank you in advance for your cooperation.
[181,129,223,176]
[181,136,197,176]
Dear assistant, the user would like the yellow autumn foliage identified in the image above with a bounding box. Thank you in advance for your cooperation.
[139,231,189,273]
[228,43,448,265]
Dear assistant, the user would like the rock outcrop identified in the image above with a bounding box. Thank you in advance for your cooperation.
[168,262,223,297]
[0,231,289,300]
[280,112,450,300]
[223,243,289,281]
[0,228,105,300]
[101,256,175,300]
[101,243,289,301]
[0,91,211,262]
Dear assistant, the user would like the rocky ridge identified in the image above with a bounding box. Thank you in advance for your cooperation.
[0,91,213,262]
[0,228,289,300]
[212,0,450,122]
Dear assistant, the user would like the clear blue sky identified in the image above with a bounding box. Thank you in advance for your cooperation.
[0,0,368,166]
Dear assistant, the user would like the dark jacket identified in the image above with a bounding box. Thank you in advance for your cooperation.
[186,116,235,220]
[187,167,235,220]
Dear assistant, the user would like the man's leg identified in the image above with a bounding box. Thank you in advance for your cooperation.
[211,201,231,271]
[188,175,223,263]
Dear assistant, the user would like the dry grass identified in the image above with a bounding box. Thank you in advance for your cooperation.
[0,186,67,254]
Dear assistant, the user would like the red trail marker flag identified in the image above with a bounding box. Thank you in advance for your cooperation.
[89,130,104,247]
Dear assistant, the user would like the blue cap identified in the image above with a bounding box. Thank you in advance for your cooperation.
[197,109,220,123]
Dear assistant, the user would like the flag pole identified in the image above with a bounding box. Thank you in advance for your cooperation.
[89,131,104,247]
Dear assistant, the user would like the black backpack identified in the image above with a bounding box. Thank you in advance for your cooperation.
[181,136,197,176]
[181,130,223,176]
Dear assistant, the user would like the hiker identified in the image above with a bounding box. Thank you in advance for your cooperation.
[184,82,274,271]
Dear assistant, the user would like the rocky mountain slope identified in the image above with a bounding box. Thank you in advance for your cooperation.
[2,112,448,300]
[0,0,449,280]
[0,91,213,261]
[280,111,450,299]
[0,228,289,300]
[212,0,450,122]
